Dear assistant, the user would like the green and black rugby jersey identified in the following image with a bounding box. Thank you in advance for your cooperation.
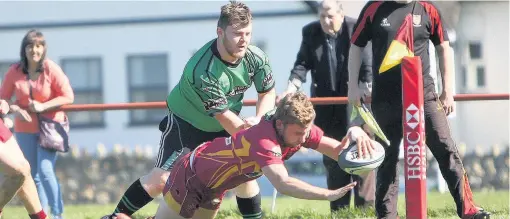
[167,39,275,132]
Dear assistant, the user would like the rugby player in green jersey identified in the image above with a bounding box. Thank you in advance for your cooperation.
[102,1,275,219]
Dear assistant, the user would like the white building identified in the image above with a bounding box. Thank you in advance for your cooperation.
[0,1,366,152]
[452,1,509,151]
[0,1,506,153]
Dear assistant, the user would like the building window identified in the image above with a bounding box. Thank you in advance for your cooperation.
[0,61,15,85]
[460,66,467,88]
[476,66,485,87]
[127,54,169,125]
[469,42,482,59]
[61,57,104,128]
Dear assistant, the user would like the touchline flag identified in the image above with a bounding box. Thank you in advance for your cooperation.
[378,13,415,74]
[350,104,391,146]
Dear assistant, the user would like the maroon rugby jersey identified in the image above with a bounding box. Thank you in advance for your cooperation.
[192,116,324,192]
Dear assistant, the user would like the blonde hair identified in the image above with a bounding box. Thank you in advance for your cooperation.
[217,1,252,29]
[274,92,315,126]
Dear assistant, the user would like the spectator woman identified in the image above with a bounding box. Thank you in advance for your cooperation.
[0,29,74,219]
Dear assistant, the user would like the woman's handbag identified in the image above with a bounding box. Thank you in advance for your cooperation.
[37,114,70,152]
[27,75,70,152]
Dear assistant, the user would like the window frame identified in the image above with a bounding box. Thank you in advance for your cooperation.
[60,56,105,129]
[126,53,169,126]
[475,65,486,88]
[468,41,483,60]
[461,40,487,93]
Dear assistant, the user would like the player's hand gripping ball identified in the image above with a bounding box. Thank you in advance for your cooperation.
[337,139,385,175]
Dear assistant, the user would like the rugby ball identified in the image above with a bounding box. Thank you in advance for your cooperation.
[337,140,385,175]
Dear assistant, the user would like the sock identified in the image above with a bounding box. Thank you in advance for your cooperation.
[236,193,262,219]
[29,210,47,219]
[113,178,154,216]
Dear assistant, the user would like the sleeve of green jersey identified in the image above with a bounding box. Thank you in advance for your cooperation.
[251,47,275,93]
[195,74,229,116]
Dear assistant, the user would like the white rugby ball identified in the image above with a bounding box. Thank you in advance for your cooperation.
[337,140,385,175]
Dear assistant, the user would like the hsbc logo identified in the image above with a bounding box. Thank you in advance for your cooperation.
[404,103,426,180]
[405,104,420,129]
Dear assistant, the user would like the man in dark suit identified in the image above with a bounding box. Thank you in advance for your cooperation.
[277,0,375,212]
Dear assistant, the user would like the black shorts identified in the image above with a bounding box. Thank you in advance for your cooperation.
[154,112,229,171]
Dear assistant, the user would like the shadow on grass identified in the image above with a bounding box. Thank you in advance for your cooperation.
[212,206,506,219]
[215,207,377,219]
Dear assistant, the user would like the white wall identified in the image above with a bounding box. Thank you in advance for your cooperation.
[0,1,309,24]
[454,1,509,151]
[0,1,327,151]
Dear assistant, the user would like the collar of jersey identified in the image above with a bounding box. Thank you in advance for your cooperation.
[211,38,243,68]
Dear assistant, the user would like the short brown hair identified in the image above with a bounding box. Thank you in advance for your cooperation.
[274,92,315,126]
[217,1,252,29]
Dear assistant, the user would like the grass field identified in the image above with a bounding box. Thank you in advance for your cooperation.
[2,191,508,219]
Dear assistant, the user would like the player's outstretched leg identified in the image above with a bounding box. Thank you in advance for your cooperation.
[234,179,262,219]
[102,168,170,219]
[103,114,190,219]
[0,136,47,219]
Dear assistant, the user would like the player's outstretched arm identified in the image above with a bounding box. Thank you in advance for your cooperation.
[255,88,276,117]
[215,110,249,135]
[262,164,356,201]
[244,88,277,127]
[315,126,375,160]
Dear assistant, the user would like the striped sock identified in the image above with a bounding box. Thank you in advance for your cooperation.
[113,179,153,215]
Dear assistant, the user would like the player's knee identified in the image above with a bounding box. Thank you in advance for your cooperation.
[5,157,31,179]
[19,159,31,178]
[157,170,171,191]
[141,168,170,196]
[234,180,260,198]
